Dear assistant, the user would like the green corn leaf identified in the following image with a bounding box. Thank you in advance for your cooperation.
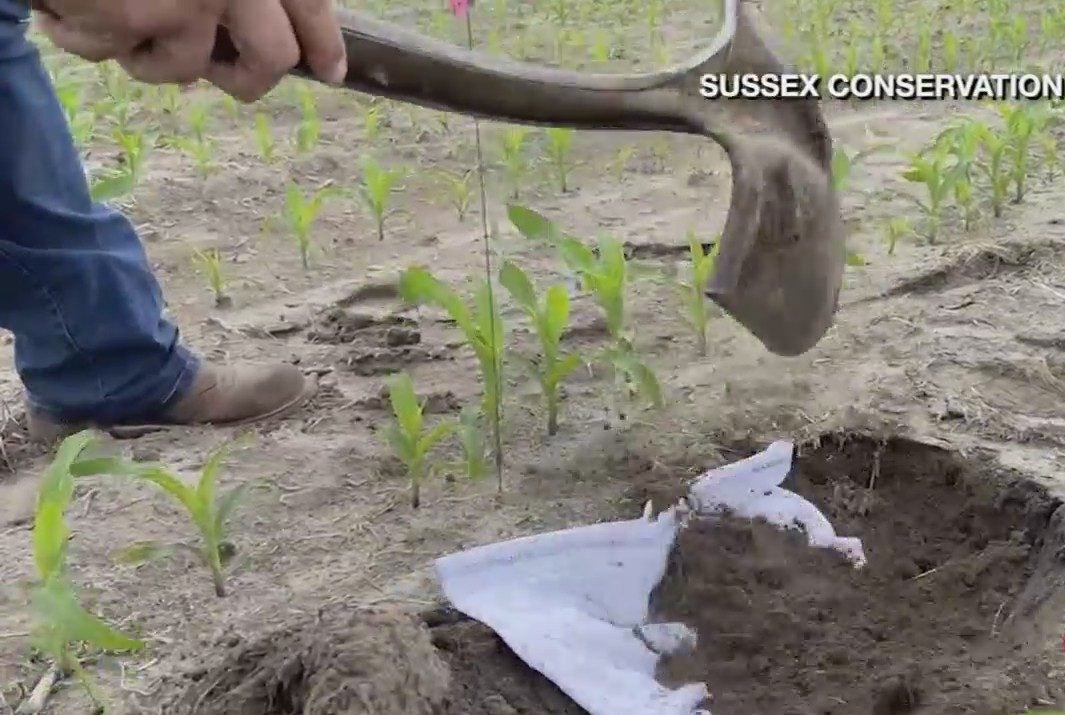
[901,165,926,182]
[832,149,852,189]
[90,171,135,202]
[383,422,415,464]
[285,185,306,227]
[386,372,423,439]
[474,282,505,355]
[33,501,68,584]
[597,234,626,283]
[416,420,456,455]
[507,204,561,243]
[70,455,152,479]
[196,445,228,509]
[214,482,251,538]
[695,239,720,285]
[33,430,97,580]
[612,351,663,407]
[33,579,143,652]
[133,466,202,523]
[507,205,595,272]
[546,127,573,151]
[499,261,538,314]
[633,362,663,407]
[398,268,478,342]
[557,236,596,274]
[687,230,706,262]
[546,352,583,386]
[543,284,570,347]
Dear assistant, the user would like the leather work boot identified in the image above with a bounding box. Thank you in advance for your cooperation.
[25,362,317,444]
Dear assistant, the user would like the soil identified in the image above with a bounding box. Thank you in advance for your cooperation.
[650,436,1065,715]
[3,0,1065,712]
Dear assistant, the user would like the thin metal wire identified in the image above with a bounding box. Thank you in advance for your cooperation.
[464,10,505,496]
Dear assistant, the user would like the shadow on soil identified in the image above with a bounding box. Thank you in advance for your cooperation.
[162,434,1065,714]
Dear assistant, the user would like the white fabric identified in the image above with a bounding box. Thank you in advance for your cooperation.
[433,441,864,715]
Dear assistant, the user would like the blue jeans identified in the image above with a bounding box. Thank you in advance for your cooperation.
[0,1,198,423]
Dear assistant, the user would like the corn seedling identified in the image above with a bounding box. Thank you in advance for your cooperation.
[884,217,912,256]
[1004,17,1028,64]
[914,25,932,72]
[677,231,720,356]
[436,168,475,221]
[159,84,182,115]
[973,120,1011,218]
[113,444,251,597]
[399,268,505,485]
[364,103,382,142]
[508,205,662,409]
[805,44,831,79]
[90,128,153,203]
[499,127,531,198]
[509,206,623,338]
[545,127,575,192]
[937,120,982,230]
[382,372,455,508]
[873,0,893,30]
[30,431,144,711]
[869,33,886,72]
[254,112,277,163]
[831,144,890,193]
[296,86,320,153]
[358,157,404,241]
[611,145,636,180]
[283,182,337,269]
[942,30,959,71]
[53,71,95,147]
[901,143,954,242]
[178,102,215,176]
[192,248,230,308]
[1039,134,1060,180]
[499,261,582,435]
[604,344,663,409]
[998,102,1045,204]
[591,30,611,62]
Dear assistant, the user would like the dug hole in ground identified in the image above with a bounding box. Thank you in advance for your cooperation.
[160,433,1065,715]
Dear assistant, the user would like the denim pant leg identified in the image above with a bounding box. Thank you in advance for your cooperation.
[0,5,198,423]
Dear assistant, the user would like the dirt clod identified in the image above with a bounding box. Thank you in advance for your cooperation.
[163,606,451,714]
[307,309,418,346]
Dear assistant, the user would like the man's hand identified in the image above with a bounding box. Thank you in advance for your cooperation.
[33,0,347,102]
[205,0,346,102]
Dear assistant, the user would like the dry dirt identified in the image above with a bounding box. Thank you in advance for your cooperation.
[3,0,1065,712]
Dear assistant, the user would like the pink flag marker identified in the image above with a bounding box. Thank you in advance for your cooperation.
[449,0,469,16]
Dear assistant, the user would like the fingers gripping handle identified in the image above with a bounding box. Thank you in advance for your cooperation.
[210,24,315,75]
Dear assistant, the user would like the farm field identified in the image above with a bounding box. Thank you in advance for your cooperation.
[4,0,1065,712]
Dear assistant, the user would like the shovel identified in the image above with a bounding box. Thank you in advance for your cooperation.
[220,0,846,356]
